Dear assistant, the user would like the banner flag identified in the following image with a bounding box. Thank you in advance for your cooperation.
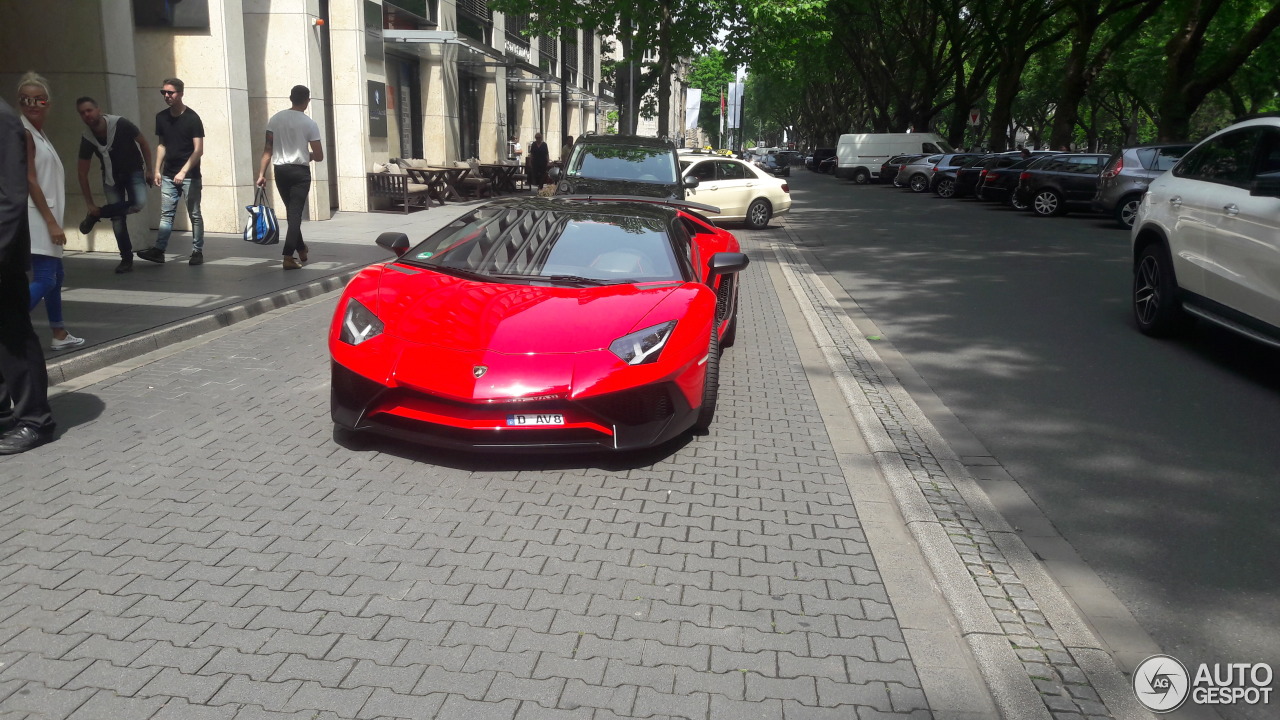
[685,89,702,131]
[727,82,744,130]
[720,90,726,137]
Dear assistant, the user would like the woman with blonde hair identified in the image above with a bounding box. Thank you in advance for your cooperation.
[17,72,83,350]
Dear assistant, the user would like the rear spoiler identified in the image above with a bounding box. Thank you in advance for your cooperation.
[550,194,722,215]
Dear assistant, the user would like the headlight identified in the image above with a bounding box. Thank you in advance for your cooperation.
[339,299,384,346]
[610,321,676,365]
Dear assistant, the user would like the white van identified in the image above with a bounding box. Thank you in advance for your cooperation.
[834,133,954,183]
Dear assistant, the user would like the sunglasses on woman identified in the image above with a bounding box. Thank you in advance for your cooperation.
[19,96,49,107]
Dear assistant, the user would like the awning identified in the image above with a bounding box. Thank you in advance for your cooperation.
[382,29,506,65]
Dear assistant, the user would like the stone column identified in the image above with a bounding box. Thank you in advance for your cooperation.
[243,0,331,220]
[327,0,385,211]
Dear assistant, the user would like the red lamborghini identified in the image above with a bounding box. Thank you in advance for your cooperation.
[329,196,748,451]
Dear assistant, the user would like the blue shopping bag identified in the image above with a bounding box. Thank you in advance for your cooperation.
[243,187,280,245]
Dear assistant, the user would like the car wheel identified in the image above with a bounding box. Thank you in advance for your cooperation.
[692,333,720,433]
[852,169,870,185]
[1133,244,1187,337]
[1032,189,1063,216]
[909,174,929,193]
[1010,192,1030,211]
[936,178,956,198]
[745,198,771,229]
[721,312,738,348]
[1116,195,1141,228]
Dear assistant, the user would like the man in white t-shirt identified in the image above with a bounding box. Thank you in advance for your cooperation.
[256,85,323,269]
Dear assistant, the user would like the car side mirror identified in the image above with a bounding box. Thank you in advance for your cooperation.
[683,175,700,189]
[376,231,410,256]
[707,252,749,278]
[548,166,562,181]
[1250,175,1280,198]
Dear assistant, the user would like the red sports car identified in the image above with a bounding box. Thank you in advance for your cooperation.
[329,196,748,451]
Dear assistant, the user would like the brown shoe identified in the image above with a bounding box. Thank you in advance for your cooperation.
[298,248,308,263]
[283,257,302,270]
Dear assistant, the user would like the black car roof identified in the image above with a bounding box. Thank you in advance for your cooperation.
[484,195,684,222]
[574,134,676,150]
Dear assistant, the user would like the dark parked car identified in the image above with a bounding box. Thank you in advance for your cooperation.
[978,153,1060,206]
[1012,153,1110,216]
[775,150,803,166]
[806,148,837,173]
[557,134,696,200]
[879,154,924,185]
[756,153,791,177]
[928,153,987,197]
[1092,143,1193,227]
[955,152,1019,198]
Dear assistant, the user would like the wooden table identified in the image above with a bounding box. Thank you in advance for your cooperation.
[428,167,470,202]
[479,164,520,194]
[403,168,447,206]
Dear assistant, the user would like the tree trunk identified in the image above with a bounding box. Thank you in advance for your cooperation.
[988,67,1022,151]
[656,0,672,138]
[1049,23,1094,149]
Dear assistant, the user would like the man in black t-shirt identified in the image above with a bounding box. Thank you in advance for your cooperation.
[75,98,153,273]
[139,77,206,266]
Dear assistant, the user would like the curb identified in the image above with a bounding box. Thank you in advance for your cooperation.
[771,228,1152,720]
[46,270,360,387]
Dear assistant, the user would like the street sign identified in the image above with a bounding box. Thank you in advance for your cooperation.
[969,108,981,126]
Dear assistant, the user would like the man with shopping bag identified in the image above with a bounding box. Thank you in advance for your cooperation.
[256,85,323,270]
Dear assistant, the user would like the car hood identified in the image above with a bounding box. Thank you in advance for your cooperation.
[557,177,681,200]
[375,266,681,353]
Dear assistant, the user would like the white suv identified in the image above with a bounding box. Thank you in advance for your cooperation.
[1131,116,1280,344]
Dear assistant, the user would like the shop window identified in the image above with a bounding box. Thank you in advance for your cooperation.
[458,0,492,45]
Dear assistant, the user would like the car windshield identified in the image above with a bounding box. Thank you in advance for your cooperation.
[567,144,678,183]
[401,205,683,284]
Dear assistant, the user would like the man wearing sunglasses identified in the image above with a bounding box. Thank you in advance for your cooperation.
[140,78,205,266]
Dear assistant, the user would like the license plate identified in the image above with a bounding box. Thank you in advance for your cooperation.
[506,413,565,426]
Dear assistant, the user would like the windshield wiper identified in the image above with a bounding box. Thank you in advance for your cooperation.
[491,273,608,286]
[430,265,493,282]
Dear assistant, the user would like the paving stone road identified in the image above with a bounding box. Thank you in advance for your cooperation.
[0,239,937,719]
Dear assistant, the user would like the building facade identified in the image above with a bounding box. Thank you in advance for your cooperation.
[0,0,615,251]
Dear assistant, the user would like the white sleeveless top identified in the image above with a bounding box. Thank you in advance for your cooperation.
[22,115,65,258]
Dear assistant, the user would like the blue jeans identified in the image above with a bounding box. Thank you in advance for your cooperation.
[154,175,203,252]
[28,254,65,330]
[99,170,148,259]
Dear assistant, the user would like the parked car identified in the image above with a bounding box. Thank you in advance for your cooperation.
[928,153,987,197]
[330,197,749,451]
[978,153,1059,206]
[1012,153,1110,216]
[681,156,792,229]
[755,153,791,177]
[1093,143,1194,228]
[806,148,837,173]
[556,134,695,199]
[955,152,1021,198]
[894,154,944,192]
[835,132,953,183]
[1131,115,1280,344]
[879,154,924,185]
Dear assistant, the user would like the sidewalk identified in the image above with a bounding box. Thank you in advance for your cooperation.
[41,204,481,385]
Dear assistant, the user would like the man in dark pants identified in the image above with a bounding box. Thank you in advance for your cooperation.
[75,97,154,274]
[0,97,55,454]
[256,85,323,270]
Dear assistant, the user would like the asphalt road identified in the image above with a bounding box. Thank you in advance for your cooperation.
[782,169,1280,708]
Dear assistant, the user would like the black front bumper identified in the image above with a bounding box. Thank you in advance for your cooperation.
[330,362,697,453]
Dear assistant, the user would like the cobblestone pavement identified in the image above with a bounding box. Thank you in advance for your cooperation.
[0,236,939,719]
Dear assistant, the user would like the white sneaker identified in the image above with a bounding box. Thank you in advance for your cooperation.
[50,334,85,350]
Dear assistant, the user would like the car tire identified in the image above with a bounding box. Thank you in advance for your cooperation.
[1116,195,1142,228]
[333,425,370,449]
[1133,244,1187,337]
[909,174,929,193]
[745,198,771,229]
[852,168,870,185]
[721,312,738,348]
[692,332,720,434]
[1032,189,1064,216]
[1009,192,1030,211]
[936,178,956,198]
